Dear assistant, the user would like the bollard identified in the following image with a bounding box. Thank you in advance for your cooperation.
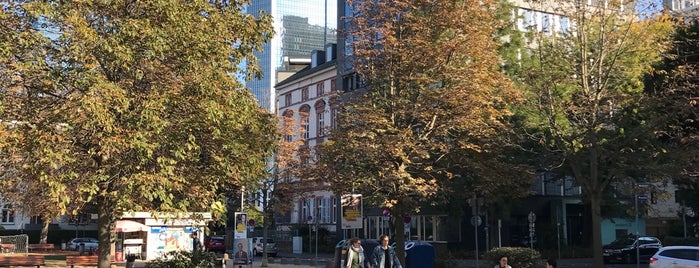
[293,257,301,265]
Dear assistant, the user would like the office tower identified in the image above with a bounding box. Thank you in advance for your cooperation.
[664,0,699,18]
[246,1,337,111]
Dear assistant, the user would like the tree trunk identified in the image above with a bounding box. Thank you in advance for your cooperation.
[393,215,406,267]
[97,197,116,268]
[40,217,49,244]
[590,193,603,268]
[261,188,269,267]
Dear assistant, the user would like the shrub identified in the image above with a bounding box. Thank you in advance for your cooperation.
[484,247,541,268]
[146,250,218,268]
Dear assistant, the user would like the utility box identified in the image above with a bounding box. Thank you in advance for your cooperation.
[292,236,303,254]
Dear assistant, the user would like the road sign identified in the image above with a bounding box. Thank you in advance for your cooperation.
[470,216,482,226]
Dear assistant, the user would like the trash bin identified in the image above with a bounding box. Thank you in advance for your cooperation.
[78,243,85,255]
[404,241,435,268]
[360,239,379,267]
[333,240,347,268]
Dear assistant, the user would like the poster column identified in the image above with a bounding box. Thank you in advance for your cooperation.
[233,212,250,265]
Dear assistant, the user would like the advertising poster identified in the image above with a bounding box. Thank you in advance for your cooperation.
[232,238,251,264]
[341,194,362,229]
[234,212,248,239]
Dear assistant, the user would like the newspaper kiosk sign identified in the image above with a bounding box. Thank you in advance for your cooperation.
[341,194,363,229]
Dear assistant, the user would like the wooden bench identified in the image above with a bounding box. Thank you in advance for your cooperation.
[0,255,45,267]
[27,244,55,251]
[66,255,98,268]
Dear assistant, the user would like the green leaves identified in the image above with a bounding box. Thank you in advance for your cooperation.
[0,1,275,265]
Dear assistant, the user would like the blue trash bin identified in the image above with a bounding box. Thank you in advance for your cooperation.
[405,241,435,268]
[333,240,348,268]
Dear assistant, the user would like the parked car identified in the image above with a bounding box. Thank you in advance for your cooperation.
[66,237,99,251]
[649,245,699,268]
[251,237,277,256]
[603,236,662,264]
[205,236,225,253]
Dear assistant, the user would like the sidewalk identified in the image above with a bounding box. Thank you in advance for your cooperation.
[118,258,596,268]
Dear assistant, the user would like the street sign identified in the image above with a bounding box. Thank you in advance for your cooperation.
[528,211,536,223]
[470,216,482,226]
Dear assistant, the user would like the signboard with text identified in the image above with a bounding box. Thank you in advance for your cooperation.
[341,194,363,229]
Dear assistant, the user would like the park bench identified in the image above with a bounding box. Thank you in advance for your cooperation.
[0,255,45,267]
[27,244,54,251]
[66,255,98,267]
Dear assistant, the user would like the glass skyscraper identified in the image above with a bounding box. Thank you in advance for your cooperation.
[246,0,337,111]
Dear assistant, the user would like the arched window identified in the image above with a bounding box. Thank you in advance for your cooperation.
[314,100,326,137]
[282,110,295,142]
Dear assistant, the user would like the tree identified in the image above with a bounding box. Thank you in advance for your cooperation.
[513,0,674,266]
[0,1,276,267]
[644,21,699,232]
[316,0,523,264]
[255,109,319,266]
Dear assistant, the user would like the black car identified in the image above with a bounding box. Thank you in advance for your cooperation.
[603,236,662,264]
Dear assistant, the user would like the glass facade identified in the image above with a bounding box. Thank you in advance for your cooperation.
[246,0,338,111]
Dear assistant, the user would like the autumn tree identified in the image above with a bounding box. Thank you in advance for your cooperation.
[254,110,319,266]
[315,0,524,263]
[513,0,674,266]
[0,1,276,267]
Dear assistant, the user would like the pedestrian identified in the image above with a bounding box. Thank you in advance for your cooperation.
[370,235,402,268]
[191,232,201,252]
[495,255,512,268]
[546,259,557,268]
[345,237,365,268]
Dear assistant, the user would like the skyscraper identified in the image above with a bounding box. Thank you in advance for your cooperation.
[246,0,337,111]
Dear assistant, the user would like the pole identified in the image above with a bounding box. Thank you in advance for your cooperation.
[683,200,687,239]
[241,186,245,212]
[557,221,561,259]
[485,213,489,251]
[474,196,479,268]
[498,219,502,248]
[635,194,639,268]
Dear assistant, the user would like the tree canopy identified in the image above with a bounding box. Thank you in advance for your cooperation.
[315,0,528,263]
[0,1,275,266]
[513,1,674,266]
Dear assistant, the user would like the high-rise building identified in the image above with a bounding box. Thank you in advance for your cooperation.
[664,0,699,18]
[246,1,337,111]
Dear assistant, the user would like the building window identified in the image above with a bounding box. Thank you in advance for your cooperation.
[300,105,310,140]
[315,100,326,137]
[321,197,331,223]
[330,78,336,91]
[316,82,325,97]
[331,107,338,130]
[30,216,43,225]
[2,205,14,224]
[302,87,309,101]
[542,14,551,35]
[285,93,292,107]
[282,110,294,142]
